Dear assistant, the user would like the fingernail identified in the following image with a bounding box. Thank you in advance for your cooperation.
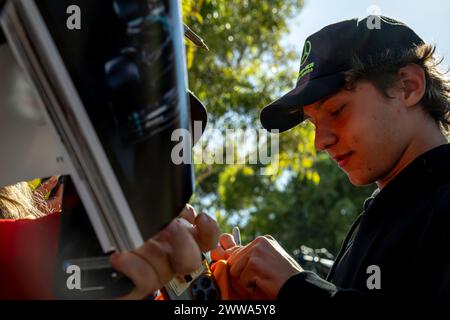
[165,221,179,234]
[177,217,193,228]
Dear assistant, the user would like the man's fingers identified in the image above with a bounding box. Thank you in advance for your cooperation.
[209,233,238,261]
[220,233,237,250]
[210,246,226,261]
[227,237,266,277]
[234,256,261,293]
[229,248,250,279]
[225,246,241,257]
[211,245,241,261]
[227,236,270,266]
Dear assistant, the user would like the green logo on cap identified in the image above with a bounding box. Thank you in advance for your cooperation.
[300,40,311,67]
[298,40,314,80]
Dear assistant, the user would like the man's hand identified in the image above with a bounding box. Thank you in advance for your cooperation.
[211,233,240,261]
[110,205,219,299]
[212,233,303,299]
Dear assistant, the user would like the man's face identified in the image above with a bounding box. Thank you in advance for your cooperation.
[303,81,412,186]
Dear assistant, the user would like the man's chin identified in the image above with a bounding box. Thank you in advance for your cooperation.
[346,172,376,187]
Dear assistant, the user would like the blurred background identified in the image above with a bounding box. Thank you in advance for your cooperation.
[181,0,450,271]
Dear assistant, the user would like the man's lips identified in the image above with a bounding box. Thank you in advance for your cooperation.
[332,152,354,168]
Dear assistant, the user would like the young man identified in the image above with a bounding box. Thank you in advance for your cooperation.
[212,15,450,299]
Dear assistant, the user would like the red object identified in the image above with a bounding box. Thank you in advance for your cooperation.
[0,212,61,299]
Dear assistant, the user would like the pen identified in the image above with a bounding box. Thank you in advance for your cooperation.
[183,24,209,51]
[232,226,241,246]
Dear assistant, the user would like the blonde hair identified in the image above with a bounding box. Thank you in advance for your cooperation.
[0,182,46,219]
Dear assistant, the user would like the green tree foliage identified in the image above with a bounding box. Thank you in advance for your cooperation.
[183,0,301,120]
[182,0,375,256]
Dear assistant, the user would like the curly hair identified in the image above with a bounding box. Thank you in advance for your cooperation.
[344,44,450,133]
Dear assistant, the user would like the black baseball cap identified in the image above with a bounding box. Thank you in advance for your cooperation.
[260,15,425,132]
[188,90,207,144]
[184,26,209,144]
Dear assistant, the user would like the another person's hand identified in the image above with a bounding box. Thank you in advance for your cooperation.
[177,204,220,252]
[110,205,220,299]
[212,233,303,299]
[33,176,64,215]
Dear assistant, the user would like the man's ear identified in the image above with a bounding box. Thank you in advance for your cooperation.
[397,63,426,107]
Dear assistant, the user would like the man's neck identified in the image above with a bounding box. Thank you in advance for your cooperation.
[376,121,448,189]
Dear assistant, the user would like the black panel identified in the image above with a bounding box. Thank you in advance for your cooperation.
[35,0,193,239]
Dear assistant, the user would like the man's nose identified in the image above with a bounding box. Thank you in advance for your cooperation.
[314,125,337,151]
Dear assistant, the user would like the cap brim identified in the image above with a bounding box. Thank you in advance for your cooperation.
[188,90,207,144]
[260,73,345,132]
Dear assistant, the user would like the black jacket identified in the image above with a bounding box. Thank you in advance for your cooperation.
[278,143,450,300]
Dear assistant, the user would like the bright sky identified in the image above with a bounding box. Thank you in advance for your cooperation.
[285,0,450,68]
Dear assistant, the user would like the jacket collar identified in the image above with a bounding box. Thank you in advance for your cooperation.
[366,143,450,216]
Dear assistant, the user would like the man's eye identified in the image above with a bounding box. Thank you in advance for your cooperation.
[331,104,346,117]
